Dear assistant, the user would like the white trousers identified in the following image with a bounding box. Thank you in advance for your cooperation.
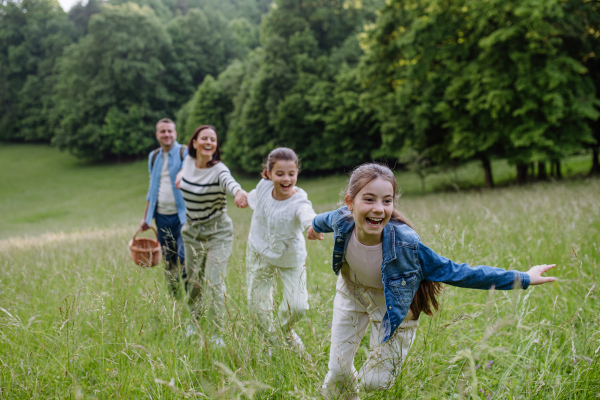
[322,266,419,399]
[246,247,309,336]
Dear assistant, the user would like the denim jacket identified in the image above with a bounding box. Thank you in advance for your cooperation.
[312,207,530,343]
[145,142,189,225]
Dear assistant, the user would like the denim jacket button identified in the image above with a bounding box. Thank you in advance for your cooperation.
[336,239,342,242]
[393,324,397,327]
[389,306,392,310]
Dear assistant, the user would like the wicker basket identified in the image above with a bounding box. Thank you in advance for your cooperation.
[129,227,161,267]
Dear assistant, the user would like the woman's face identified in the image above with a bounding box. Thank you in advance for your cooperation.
[193,129,217,159]
[346,177,395,245]
[267,160,298,200]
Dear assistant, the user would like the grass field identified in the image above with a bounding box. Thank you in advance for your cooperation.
[1,144,599,399]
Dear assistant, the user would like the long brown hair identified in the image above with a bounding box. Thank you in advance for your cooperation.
[187,125,221,167]
[345,163,442,319]
[260,147,300,179]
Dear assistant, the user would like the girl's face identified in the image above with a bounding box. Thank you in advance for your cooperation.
[346,177,395,245]
[193,129,217,159]
[267,160,298,200]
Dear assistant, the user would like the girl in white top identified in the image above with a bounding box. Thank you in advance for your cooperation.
[246,148,316,353]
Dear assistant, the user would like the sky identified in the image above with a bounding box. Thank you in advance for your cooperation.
[58,0,81,11]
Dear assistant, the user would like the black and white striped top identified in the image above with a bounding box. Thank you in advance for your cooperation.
[179,156,242,222]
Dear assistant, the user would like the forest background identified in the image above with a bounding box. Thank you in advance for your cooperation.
[2,0,600,185]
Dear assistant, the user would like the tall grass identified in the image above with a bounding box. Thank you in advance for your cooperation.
[1,177,598,398]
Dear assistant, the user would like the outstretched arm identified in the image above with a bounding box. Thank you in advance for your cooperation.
[419,242,544,290]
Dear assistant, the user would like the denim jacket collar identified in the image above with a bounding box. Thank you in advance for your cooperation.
[334,206,397,266]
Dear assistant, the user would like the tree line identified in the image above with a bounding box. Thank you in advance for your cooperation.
[2,0,600,184]
[1,0,267,159]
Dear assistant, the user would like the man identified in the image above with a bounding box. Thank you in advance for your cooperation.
[141,118,188,296]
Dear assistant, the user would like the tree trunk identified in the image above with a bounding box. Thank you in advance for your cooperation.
[553,161,562,179]
[482,157,494,188]
[591,147,599,175]
[537,162,548,180]
[529,163,536,180]
[516,164,528,184]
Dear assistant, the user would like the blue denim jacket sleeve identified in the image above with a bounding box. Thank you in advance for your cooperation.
[312,210,337,233]
[418,242,530,290]
[146,150,155,201]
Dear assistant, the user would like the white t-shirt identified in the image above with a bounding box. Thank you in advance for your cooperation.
[247,179,316,267]
[157,153,177,215]
[344,229,384,288]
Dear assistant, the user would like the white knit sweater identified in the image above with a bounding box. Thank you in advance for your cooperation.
[247,179,316,267]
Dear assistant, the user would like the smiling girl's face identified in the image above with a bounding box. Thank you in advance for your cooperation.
[346,177,395,246]
[267,160,298,201]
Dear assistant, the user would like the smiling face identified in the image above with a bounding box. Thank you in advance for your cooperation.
[346,177,395,246]
[155,122,177,150]
[192,128,217,160]
[267,160,298,200]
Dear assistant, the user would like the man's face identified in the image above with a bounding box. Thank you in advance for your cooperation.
[155,122,177,148]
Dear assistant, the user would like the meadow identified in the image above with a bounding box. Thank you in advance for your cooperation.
[0,144,599,399]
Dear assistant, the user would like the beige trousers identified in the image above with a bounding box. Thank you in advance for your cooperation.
[246,246,309,337]
[321,265,419,400]
[182,213,234,326]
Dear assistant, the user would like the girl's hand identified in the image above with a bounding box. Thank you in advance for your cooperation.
[175,170,184,189]
[307,226,324,240]
[235,190,248,208]
[526,264,557,285]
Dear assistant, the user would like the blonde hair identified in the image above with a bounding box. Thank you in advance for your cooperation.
[345,163,441,319]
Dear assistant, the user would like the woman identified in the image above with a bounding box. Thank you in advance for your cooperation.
[175,125,248,343]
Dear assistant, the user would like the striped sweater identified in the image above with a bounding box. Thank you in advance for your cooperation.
[179,156,242,222]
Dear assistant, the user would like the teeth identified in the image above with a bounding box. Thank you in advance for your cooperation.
[368,218,383,222]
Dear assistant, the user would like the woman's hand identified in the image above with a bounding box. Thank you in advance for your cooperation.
[526,264,556,285]
[235,190,248,208]
[307,226,324,240]
[175,170,184,189]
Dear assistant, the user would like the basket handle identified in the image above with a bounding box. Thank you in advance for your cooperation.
[133,226,159,241]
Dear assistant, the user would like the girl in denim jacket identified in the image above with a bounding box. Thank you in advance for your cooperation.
[307,163,556,400]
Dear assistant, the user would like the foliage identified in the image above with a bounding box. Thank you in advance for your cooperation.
[361,0,600,184]
[0,0,78,142]
[189,0,385,173]
[52,3,186,160]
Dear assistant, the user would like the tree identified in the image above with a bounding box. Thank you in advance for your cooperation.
[52,3,189,160]
[361,0,599,186]
[220,0,383,173]
[68,0,102,37]
[0,0,77,142]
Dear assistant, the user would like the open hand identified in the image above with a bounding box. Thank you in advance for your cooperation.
[307,226,324,240]
[526,264,556,285]
[235,190,248,208]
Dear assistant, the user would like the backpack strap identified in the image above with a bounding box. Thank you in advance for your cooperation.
[150,147,161,169]
[180,145,185,162]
